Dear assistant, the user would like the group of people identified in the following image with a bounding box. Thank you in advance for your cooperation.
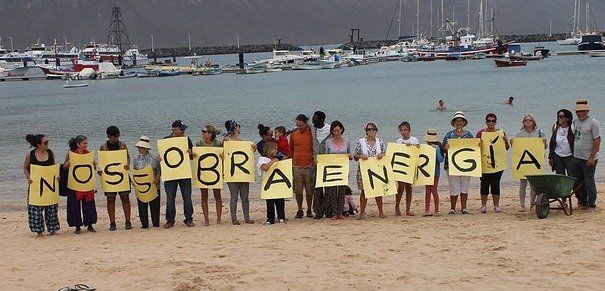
[23,99,600,236]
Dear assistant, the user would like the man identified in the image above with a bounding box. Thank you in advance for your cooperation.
[99,126,132,231]
[163,119,195,228]
[289,114,314,219]
[311,111,333,219]
[571,99,600,211]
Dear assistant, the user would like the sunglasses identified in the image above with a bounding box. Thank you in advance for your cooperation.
[486,119,497,123]
[365,128,377,132]
[557,115,566,118]
[523,119,533,122]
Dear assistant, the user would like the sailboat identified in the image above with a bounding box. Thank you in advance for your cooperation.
[558,0,583,45]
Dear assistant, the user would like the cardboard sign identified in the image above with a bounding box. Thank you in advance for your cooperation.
[191,147,223,189]
[386,142,419,184]
[480,131,507,174]
[447,138,482,177]
[223,141,255,183]
[158,137,192,181]
[132,165,158,203]
[98,149,130,192]
[315,154,350,187]
[413,144,437,186]
[359,157,397,198]
[67,151,96,191]
[512,138,546,179]
[261,159,293,199]
[28,164,60,206]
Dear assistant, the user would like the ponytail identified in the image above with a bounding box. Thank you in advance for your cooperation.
[26,134,44,148]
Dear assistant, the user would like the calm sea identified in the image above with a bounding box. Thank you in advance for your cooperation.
[1,42,603,202]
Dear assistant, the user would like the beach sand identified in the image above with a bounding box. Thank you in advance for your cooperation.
[1,185,604,290]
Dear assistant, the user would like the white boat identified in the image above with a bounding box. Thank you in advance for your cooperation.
[589,51,605,57]
[292,60,337,70]
[63,80,89,88]
[123,46,148,62]
[558,36,582,45]
[244,67,266,74]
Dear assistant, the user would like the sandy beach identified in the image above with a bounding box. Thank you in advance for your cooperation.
[1,184,604,290]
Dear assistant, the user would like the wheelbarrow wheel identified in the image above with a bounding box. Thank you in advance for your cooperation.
[535,193,550,219]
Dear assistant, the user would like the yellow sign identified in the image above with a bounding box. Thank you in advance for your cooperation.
[413,144,437,186]
[223,141,255,183]
[67,151,96,191]
[28,164,60,206]
[157,137,192,181]
[480,131,508,174]
[386,142,419,184]
[315,154,350,187]
[191,147,223,189]
[261,159,294,199]
[98,149,130,192]
[512,138,546,179]
[359,157,397,198]
[132,165,158,203]
[447,138,482,177]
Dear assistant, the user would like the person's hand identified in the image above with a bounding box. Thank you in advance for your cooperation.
[503,135,508,143]
[445,144,450,151]
[191,152,198,159]
[28,179,33,184]
[348,153,353,160]
[219,153,224,158]
[586,158,596,167]
[548,158,554,167]
[360,154,368,161]
[157,155,162,162]
[124,165,130,171]
[376,153,384,160]
[63,161,70,168]
[251,144,257,151]
[97,170,103,176]
[153,177,160,185]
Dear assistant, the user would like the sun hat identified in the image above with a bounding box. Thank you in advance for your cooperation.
[135,136,151,149]
[424,128,439,143]
[201,125,221,135]
[451,111,468,127]
[574,98,590,111]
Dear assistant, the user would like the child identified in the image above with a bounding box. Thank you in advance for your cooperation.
[132,136,161,228]
[423,129,443,216]
[341,186,357,217]
[274,126,290,158]
[257,140,286,225]
[395,121,420,216]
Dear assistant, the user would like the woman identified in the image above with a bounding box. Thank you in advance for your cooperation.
[256,124,273,157]
[443,111,474,215]
[476,113,510,214]
[548,109,574,175]
[223,120,256,225]
[513,114,547,212]
[63,135,98,234]
[324,121,353,220]
[132,136,161,229]
[354,122,387,220]
[23,134,60,236]
[196,125,224,226]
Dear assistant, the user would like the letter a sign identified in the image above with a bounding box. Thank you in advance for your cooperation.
[512,138,545,179]
[261,159,293,199]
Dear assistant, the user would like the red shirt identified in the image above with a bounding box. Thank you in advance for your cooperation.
[276,136,290,157]
[289,129,313,167]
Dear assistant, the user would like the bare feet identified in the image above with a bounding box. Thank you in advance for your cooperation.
[423,211,432,217]
[379,213,387,218]
[331,215,339,221]
[395,210,402,216]
[406,211,415,216]
[434,211,441,216]
[204,220,210,227]
[357,213,366,220]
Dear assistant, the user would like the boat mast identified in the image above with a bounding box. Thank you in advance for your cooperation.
[467,0,471,32]
[571,0,578,36]
[416,0,420,37]
[585,0,590,33]
[441,0,444,37]
[398,0,403,38]
[478,0,484,38]
[430,0,434,38]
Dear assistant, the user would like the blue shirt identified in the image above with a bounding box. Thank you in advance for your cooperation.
[442,130,473,171]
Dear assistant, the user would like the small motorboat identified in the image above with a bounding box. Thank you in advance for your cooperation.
[494,59,527,67]
[445,52,463,61]
[533,46,550,58]
[422,53,437,61]
[589,51,605,57]
[472,52,487,59]
[510,54,542,61]
[63,81,89,88]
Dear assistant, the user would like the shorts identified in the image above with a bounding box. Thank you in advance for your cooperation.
[104,190,131,197]
[293,167,312,195]
[447,173,470,196]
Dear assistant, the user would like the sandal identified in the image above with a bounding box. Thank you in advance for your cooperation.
[481,206,487,214]
[423,212,433,217]
[448,209,456,215]
[461,209,470,214]
[406,212,415,216]
[494,206,502,213]
[434,211,442,216]
[232,220,241,225]
[245,219,254,224]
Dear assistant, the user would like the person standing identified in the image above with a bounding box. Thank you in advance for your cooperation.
[196,125,224,226]
[443,111,474,215]
[324,120,353,220]
[354,122,387,220]
[476,113,510,214]
[99,126,132,231]
[395,121,420,216]
[64,135,98,234]
[423,129,443,216]
[224,120,256,225]
[571,99,600,211]
[290,114,315,219]
[311,111,333,219]
[549,109,575,175]
[163,119,195,228]
[513,115,547,212]
[258,141,287,225]
[23,134,60,236]
[132,136,161,229]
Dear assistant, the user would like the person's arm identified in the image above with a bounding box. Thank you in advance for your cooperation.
[62,152,70,169]
[289,133,294,158]
[353,140,363,161]
[23,153,31,181]
[121,142,131,169]
[587,137,601,166]
[260,158,277,171]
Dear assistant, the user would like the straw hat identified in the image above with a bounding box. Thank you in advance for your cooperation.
[451,111,468,127]
[574,98,590,111]
[424,128,439,143]
[135,136,151,149]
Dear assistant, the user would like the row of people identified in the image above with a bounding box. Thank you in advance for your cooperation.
[23,99,600,236]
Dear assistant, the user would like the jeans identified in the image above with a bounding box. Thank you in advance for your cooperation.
[571,158,598,208]
[164,178,193,223]
[553,154,574,176]
[228,182,250,222]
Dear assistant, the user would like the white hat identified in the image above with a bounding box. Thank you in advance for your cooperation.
[451,111,468,127]
[135,136,151,149]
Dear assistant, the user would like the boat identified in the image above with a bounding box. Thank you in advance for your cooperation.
[589,51,605,57]
[63,79,89,88]
[533,47,550,58]
[421,53,436,61]
[445,52,463,61]
[123,46,148,62]
[578,34,605,51]
[291,59,337,70]
[81,39,121,63]
[118,71,138,78]
[244,66,267,74]
[153,69,180,77]
[509,54,542,61]
[473,52,487,59]
[494,59,527,67]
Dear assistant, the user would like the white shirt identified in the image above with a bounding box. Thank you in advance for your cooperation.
[257,156,272,178]
[315,124,331,143]
[396,136,420,145]
[554,127,572,157]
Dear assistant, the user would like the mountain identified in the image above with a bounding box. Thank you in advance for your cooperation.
[0,0,603,49]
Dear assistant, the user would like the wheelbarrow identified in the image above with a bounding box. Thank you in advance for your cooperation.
[525,174,578,219]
